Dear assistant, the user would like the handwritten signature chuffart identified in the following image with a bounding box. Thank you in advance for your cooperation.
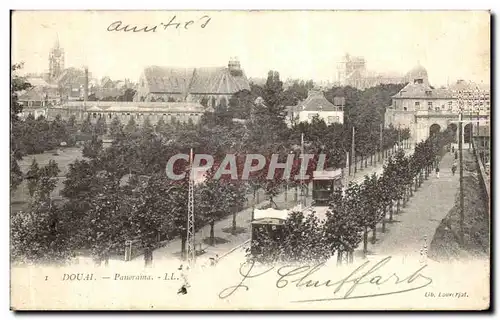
[219,256,433,302]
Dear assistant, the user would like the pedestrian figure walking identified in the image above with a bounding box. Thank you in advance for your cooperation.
[435,166,440,178]
[451,161,457,176]
[420,235,428,264]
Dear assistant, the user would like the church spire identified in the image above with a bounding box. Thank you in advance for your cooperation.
[54,33,60,49]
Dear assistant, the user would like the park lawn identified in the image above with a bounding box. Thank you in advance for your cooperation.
[11,147,83,214]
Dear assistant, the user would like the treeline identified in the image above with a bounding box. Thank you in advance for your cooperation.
[251,128,456,264]
[11,66,411,266]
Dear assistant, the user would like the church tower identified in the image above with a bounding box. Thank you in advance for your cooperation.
[48,35,65,83]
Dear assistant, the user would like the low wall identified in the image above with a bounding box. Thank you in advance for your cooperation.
[472,139,490,210]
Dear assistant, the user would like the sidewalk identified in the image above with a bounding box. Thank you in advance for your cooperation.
[129,147,414,266]
[135,187,308,266]
[214,148,454,266]
[360,150,459,259]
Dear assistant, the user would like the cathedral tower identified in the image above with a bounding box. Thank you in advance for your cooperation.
[48,35,65,83]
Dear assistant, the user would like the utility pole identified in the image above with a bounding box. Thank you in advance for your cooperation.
[300,133,306,208]
[476,88,481,137]
[458,112,465,245]
[345,150,350,182]
[379,123,383,162]
[457,90,465,245]
[186,148,195,265]
[398,124,401,151]
[352,126,356,176]
[347,150,350,176]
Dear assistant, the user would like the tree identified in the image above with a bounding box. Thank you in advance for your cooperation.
[109,116,124,139]
[155,117,170,136]
[250,210,331,264]
[36,160,60,203]
[80,115,93,135]
[118,88,136,102]
[94,117,108,136]
[82,134,103,159]
[197,177,227,245]
[10,155,23,193]
[228,90,254,119]
[81,171,127,265]
[324,186,364,264]
[48,114,67,148]
[11,203,73,264]
[141,116,154,137]
[65,115,78,146]
[26,158,40,198]
[124,117,137,134]
[11,63,32,123]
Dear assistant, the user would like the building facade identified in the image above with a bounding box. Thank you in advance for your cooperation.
[337,53,406,89]
[385,65,490,144]
[46,101,210,126]
[286,90,344,126]
[134,58,251,108]
[17,78,60,119]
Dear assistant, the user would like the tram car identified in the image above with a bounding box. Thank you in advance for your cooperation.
[250,208,288,256]
[312,168,343,206]
[250,206,330,257]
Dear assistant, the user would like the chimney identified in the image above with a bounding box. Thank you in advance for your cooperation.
[84,67,89,103]
[228,57,242,76]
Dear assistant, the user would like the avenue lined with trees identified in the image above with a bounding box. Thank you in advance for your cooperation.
[11,65,419,265]
[251,128,455,264]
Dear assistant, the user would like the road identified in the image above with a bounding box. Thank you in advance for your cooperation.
[123,146,414,267]
[215,148,457,266]
[368,150,459,258]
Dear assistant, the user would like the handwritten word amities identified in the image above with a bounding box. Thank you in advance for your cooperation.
[107,15,211,33]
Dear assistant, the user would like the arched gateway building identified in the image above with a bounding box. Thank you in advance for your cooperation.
[385,64,490,145]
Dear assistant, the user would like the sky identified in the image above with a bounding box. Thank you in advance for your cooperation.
[11,10,490,87]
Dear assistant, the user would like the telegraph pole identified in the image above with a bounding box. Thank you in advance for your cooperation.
[186,148,195,265]
[457,91,465,245]
[379,123,383,162]
[352,126,356,176]
[300,133,306,208]
[477,88,481,137]
[458,113,465,245]
[398,124,401,151]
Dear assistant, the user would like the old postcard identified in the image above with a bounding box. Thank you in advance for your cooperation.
[10,10,490,310]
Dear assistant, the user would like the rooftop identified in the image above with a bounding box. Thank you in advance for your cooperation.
[141,62,250,97]
[57,101,210,113]
[293,90,343,112]
[393,82,453,99]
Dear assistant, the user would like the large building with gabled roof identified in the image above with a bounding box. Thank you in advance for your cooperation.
[134,58,251,108]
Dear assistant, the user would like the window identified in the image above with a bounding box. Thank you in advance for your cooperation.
[448,101,452,110]
[435,107,440,112]
[415,101,420,108]
[427,102,433,110]
[403,107,407,111]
